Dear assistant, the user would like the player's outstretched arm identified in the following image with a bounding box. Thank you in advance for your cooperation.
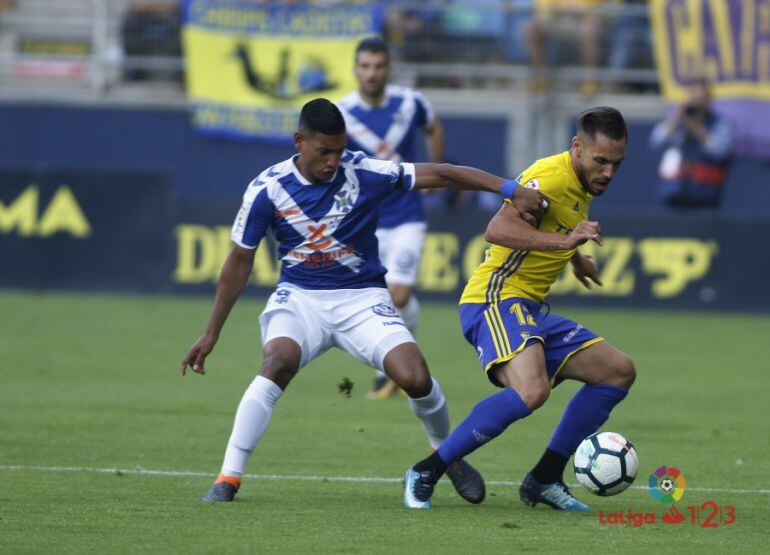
[180,244,256,376]
[412,163,545,223]
[486,203,603,252]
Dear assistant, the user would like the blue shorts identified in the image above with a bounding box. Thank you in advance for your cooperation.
[458,298,603,388]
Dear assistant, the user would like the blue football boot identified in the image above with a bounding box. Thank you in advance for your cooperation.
[403,467,437,509]
[519,472,589,511]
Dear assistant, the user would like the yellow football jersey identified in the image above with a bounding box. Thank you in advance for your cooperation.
[460,151,592,304]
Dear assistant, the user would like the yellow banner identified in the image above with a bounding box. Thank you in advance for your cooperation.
[182,1,382,140]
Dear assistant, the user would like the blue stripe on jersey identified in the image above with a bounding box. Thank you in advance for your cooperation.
[347,96,404,138]
[242,186,274,248]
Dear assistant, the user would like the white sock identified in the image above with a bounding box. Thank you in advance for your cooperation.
[397,295,419,334]
[407,377,450,449]
[221,375,283,477]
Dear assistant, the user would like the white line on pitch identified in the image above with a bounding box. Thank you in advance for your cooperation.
[1,464,769,495]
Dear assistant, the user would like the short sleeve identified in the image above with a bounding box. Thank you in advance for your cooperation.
[231,179,274,249]
[514,163,566,205]
[354,154,416,191]
[414,90,435,127]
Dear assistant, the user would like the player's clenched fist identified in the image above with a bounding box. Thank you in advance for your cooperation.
[565,220,603,249]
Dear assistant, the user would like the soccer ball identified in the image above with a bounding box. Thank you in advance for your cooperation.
[573,431,638,496]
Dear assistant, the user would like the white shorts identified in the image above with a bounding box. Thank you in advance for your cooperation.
[376,222,427,287]
[259,283,416,370]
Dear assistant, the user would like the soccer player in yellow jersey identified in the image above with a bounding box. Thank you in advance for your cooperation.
[404,107,636,511]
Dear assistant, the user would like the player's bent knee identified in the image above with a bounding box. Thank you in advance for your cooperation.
[382,343,432,397]
[517,380,550,411]
[397,362,432,398]
[614,355,636,389]
[259,345,301,390]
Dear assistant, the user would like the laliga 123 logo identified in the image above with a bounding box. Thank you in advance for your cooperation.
[599,466,737,528]
[649,465,687,504]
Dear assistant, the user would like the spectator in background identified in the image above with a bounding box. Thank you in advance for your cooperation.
[649,79,733,208]
[607,0,654,91]
[439,0,507,63]
[121,1,181,82]
[386,2,444,63]
[524,0,603,98]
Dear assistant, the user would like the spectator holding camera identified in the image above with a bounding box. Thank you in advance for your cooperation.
[649,78,733,208]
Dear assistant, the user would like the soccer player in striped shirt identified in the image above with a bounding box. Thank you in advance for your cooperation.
[180,98,545,504]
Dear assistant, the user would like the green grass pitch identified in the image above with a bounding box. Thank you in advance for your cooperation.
[1,291,769,553]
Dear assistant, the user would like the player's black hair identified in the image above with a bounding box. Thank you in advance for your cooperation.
[577,106,628,142]
[298,98,346,136]
[355,36,389,62]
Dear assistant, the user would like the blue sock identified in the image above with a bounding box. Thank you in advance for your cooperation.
[547,384,628,457]
[437,388,532,464]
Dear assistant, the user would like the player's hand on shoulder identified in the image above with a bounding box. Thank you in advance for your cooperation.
[511,186,548,226]
[180,333,218,376]
[566,220,603,249]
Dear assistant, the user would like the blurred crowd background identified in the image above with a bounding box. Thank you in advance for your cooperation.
[2,0,770,309]
[2,0,761,213]
[0,1,657,96]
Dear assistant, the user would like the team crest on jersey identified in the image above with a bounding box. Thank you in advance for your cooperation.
[523,178,540,190]
[371,303,398,317]
[334,190,354,214]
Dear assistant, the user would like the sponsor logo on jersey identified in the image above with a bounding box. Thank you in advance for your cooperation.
[306,223,333,251]
[275,208,301,218]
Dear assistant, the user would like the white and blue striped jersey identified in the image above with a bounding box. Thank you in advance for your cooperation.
[336,85,434,228]
[231,150,416,290]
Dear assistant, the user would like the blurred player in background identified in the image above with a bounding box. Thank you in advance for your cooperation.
[337,37,445,399]
[181,98,545,505]
[404,107,637,511]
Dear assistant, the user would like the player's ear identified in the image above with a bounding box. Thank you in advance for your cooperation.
[572,135,581,156]
[294,132,304,150]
